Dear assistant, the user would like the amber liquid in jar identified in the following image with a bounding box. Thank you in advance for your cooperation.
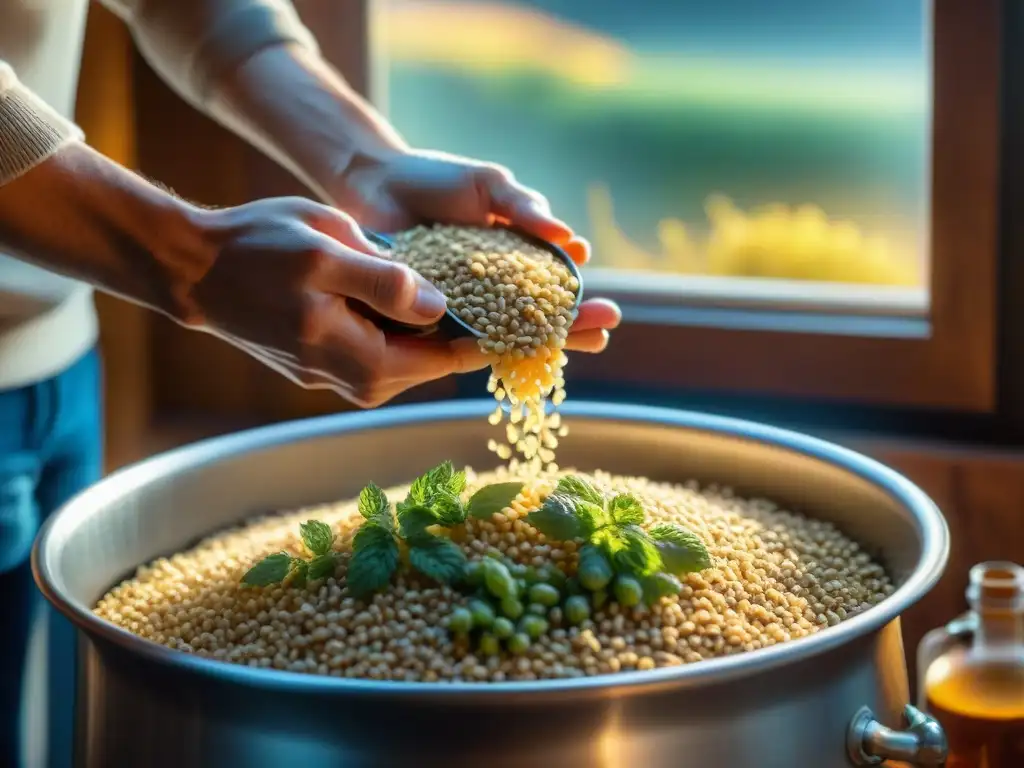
[920,562,1024,768]
[925,655,1024,767]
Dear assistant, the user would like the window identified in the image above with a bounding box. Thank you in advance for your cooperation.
[313,0,1000,411]
[374,1,929,301]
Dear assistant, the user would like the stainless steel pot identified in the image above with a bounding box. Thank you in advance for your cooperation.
[33,402,950,768]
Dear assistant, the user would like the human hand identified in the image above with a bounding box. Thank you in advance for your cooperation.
[184,197,489,407]
[332,149,621,353]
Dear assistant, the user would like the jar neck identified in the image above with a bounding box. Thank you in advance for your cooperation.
[966,561,1024,653]
[974,610,1024,650]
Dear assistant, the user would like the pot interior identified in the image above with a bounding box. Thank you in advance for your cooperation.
[37,402,943,624]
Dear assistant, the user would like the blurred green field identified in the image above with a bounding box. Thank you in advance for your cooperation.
[383,65,929,279]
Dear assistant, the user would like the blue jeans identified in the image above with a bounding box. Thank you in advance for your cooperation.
[0,348,103,768]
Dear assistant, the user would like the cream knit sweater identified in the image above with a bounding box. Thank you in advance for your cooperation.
[0,0,318,389]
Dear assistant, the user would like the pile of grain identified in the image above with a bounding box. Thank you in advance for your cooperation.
[94,468,893,682]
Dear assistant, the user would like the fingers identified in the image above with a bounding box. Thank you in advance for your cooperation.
[331,337,489,408]
[571,298,622,332]
[303,204,383,256]
[312,238,448,327]
[289,201,451,328]
[561,237,591,266]
[379,336,490,381]
[560,299,620,354]
[565,329,610,353]
[475,166,580,246]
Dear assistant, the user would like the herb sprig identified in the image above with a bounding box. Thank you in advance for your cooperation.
[241,519,338,588]
[527,475,711,605]
[239,463,523,598]
[347,462,524,599]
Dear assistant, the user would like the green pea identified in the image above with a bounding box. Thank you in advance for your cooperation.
[478,632,500,657]
[527,602,547,616]
[564,595,591,626]
[523,566,546,585]
[509,562,529,579]
[564,577,583,596]
[519,614,548,640]
[447,607,473,635]
[468,598,495,629]
[483,559,517,600]
[528,583,561,608]
[642,572,683,605]
[578,547,614,591]
[516,578,528,596]
[493,617,515,639]
[507,633,530,655]
[614,576,644,608]
[591,589,608,610]
[542,565,567,589]
[463,560,484,588]
[500,596,524,620]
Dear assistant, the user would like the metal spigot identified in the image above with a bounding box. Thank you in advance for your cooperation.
[847,704,948,766]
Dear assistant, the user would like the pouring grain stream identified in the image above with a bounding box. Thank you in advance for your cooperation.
[388,225,577,472]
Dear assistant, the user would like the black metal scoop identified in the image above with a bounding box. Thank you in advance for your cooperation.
[361,225,584,341]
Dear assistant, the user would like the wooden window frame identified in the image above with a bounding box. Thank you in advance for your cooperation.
[309,0,1000,413]
[573,0,1001,413]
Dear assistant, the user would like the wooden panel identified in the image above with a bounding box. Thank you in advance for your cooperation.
[131,39,258,416]
[74,5,152,471]
[845,437,1024,693]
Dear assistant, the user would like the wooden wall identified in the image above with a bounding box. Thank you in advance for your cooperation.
[852,438,1024,688]
[74,7,1022,693]
[74,6,152,471]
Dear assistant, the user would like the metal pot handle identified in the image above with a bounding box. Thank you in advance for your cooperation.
[847,704,948,766]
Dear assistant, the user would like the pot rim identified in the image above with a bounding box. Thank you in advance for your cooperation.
[32,401,948,702]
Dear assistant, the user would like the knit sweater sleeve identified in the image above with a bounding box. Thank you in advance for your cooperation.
[99,0,320,111]
[0,62,84,187]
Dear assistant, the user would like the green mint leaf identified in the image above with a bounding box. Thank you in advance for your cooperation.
[288,558,309,588]
[405,462,468,526]
[348,523,399,598]
[241,552,293,586]
[574,499,611,536]
[598,524,662,577]
[467,482,525,519]
[398,503,439,543]
[409,473,431,505]
[358,484,392,529]
[527,493,585,541]
[649,524,712,575]
[410,461,456,504]
[430,489,467,527]
[607,494,645,526]
[429,460,456,486]
[299,520,334,556]
[640,572,683,605]
[556,476,605,507]
[307,553,338,581]
[426,462,467,501]
[409,536,468,584]
[447,468,468,497]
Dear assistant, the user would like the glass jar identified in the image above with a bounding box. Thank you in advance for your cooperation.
[917,561,1024,767]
